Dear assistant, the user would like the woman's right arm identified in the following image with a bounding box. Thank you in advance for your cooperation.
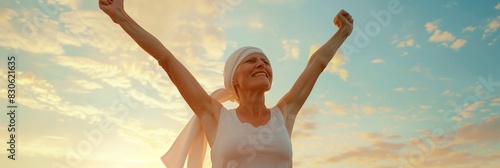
[98,0,221,118]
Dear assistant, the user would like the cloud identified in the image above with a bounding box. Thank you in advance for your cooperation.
[394,87,418,92]
[48,0,82,10]
[396,39,415,48]
[483,16,500,39]
[425,21,468,51]
[250,20,263,29]
[281,39,300,60]
[456,116,500,142]
[407,87,417,91]
[13,71,106,122]
[450,39,467,51]
[297,122,316,130]
[297,104,320,119]
[488,35,499,46]
[392,115,407,121]
[425,22,438,32]
[356,132,401,141]
[402,51,408,56]
[74,79,103,90]
[292,104,320,139]
[371,59,384,63]
[322,101,348,116]
[0,8,78,54]
[323,132,403,164]
[114,118,178,148]
[411,64,451,81]
[15,136,69,158]
[429,30,456,42]
[420,105,431,109]
[329,122,358,130]
[51,56,130,87]
[349,103,393,115]
[361,104,393,115]
[257,0,306,6]
[409,143,500,168]
[392,35,420,48]
[462,26,476,32]
[394,87,404,91]
[444,2,457,8]
[491,98,500,106]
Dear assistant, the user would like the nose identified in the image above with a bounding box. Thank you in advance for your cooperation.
[255,59,265,68]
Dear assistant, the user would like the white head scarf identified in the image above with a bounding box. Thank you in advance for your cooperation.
[161,46,267,168]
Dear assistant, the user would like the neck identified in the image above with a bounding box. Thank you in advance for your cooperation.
[237,90,267,117]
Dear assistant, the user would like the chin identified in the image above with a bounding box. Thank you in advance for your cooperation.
[256,82,272,91]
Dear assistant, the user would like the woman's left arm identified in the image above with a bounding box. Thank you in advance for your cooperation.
[277,9,353,135]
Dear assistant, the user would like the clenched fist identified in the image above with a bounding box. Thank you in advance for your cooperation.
[99,0,125,23]
[334,9,354,36]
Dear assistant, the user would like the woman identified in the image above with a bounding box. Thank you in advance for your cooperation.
[99,0,353,167]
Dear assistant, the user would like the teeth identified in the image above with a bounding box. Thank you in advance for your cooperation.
[253,72,266,77]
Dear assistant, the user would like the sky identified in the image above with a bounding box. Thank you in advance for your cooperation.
[0,0,499,167]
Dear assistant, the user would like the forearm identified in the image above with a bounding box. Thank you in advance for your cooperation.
[309,28,350,70]
[115,11,172,61]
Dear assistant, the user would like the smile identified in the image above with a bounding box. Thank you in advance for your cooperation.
[252,72,268,78]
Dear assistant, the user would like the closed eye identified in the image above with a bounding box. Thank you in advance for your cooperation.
[245,59,255,63]
[262,59,270,65]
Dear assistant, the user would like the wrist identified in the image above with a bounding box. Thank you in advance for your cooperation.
[112,9,128,24]
[337,27,352,38]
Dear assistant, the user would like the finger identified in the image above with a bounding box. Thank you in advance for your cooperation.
[339,15,350,24]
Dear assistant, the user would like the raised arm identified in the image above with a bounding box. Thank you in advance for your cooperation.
[98,0,221,118]
[277,10,353,134]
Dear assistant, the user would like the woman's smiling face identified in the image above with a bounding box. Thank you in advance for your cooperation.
[232,53,273,96]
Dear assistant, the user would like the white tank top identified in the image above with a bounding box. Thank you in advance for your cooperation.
[211,106,293,168]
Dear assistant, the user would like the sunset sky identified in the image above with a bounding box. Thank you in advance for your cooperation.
[1,0,500,167]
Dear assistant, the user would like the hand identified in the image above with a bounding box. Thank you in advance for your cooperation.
[333,9,354,36]
[99,0,125,23]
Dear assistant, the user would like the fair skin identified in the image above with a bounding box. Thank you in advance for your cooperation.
[99,0,353,147]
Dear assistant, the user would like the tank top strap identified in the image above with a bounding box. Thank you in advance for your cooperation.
[217,106,231,128]
[270,106,286,123]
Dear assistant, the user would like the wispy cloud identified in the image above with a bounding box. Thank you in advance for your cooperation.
[73,79,103,90]
[429,30,456,42]
[371,59,384,63]
[394,86,419,91]
[483,16,500,39]
[329,122,358,130]
[322,132,404,165]
[281,39,300,60]
[450,39,467,51]
[411,64,452,81]
[462,26,477,32]
[455,116,500,142]
[425,20,467,51]
[250,19,264,29]
[322,101,348,116]
[392,34,420,49]
[490,98,500,106]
